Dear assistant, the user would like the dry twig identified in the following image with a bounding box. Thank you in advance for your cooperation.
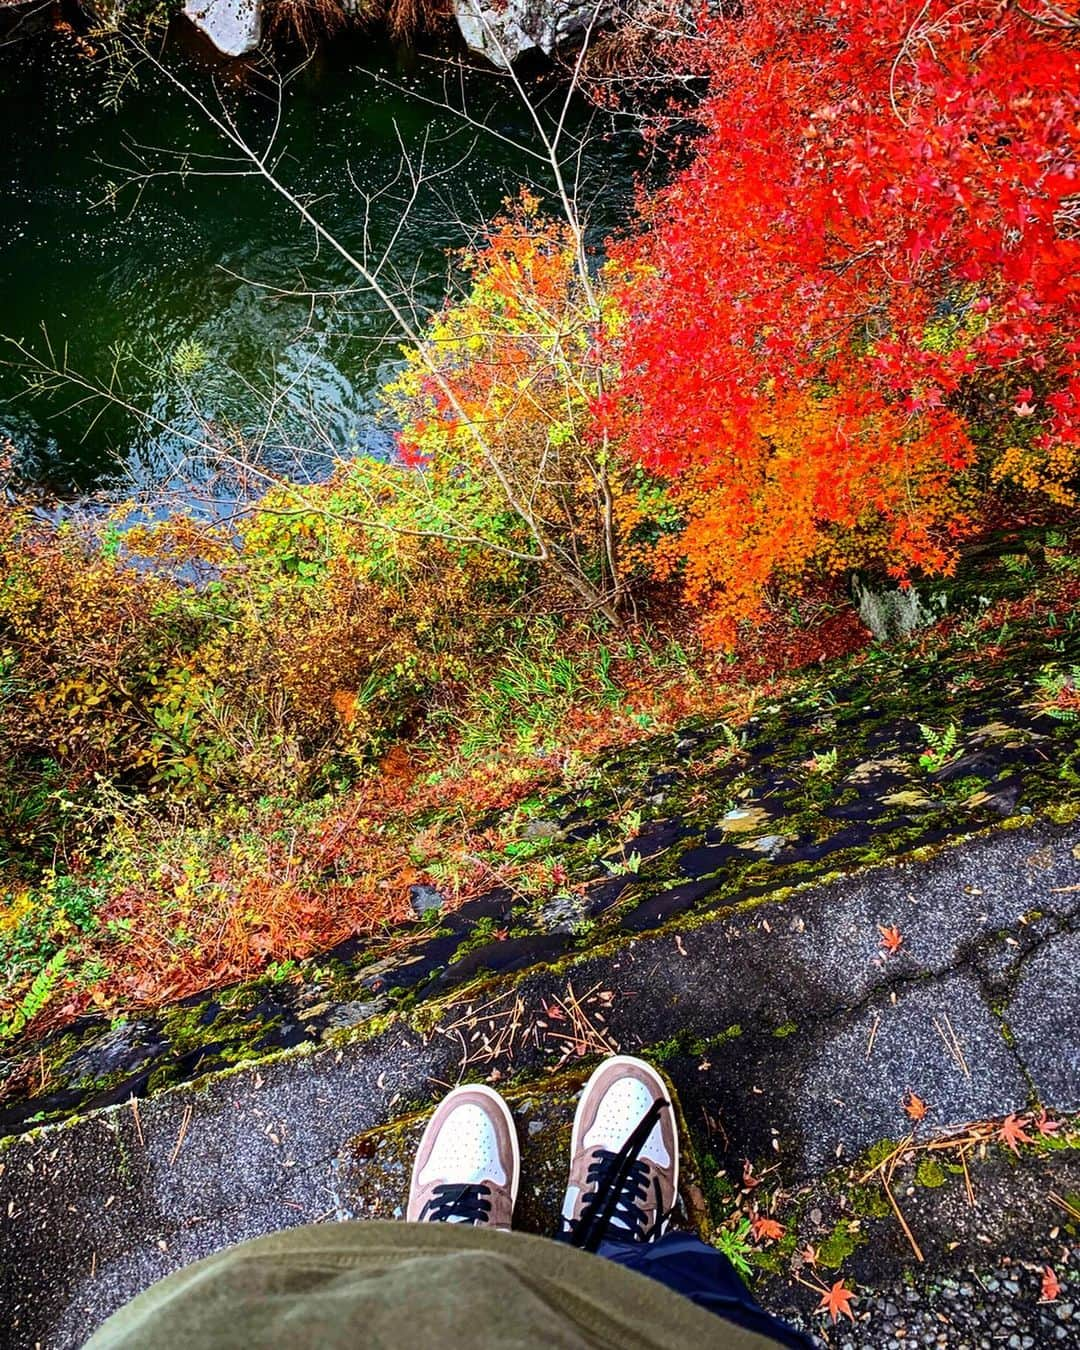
[933,1013,970,1079]
[168,1104,192,1166]
[130,1095,144,1148]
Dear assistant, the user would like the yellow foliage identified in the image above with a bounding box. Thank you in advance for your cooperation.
[992,442,1078,507]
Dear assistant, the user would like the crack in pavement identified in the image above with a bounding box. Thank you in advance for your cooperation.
[793,909,1080,1084]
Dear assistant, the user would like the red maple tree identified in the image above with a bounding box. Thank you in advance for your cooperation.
[603,0,1080,646]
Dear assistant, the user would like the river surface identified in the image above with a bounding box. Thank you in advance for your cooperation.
[0,30,637,497]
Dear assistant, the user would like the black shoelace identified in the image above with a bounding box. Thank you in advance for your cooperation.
[565,1098,671,1253]
[419,1181,492,1224]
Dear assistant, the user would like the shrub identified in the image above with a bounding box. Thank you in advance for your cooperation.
[0,482,525,828]
[604,0,1080,646]
[383,193,638,623]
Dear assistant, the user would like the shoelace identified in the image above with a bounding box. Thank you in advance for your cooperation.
[419,1181,492,1224]
[566,1097,671,1253]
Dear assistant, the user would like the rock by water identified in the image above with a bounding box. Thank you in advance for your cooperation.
[184,0,262,56]
[181,0,612,63]
[454,0,615,66]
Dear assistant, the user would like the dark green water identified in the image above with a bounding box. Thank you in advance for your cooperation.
[0,32,636,497]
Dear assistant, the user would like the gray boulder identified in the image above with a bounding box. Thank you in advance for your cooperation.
[409,883,446,917]
[454,0,615,66]
[183,0,262,56]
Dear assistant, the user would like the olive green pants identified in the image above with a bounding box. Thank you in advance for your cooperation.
[85,1221,786,1349]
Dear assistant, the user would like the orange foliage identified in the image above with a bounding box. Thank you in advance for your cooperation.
[604,0,1080,645]
[385,192,628,618]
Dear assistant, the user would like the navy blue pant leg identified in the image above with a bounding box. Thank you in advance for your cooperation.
[596,1233,817,1348]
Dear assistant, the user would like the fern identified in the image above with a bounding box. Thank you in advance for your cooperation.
[1032,666,1080,721]
[1,948,68,1042]
[918,722,961,773]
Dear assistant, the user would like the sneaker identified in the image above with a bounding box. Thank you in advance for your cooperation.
[560,1055,679,1251]
[407,1084,520,1229]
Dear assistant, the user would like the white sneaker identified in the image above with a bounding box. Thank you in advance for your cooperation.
[407,1084,520,1229]
[560,1055,679,1249]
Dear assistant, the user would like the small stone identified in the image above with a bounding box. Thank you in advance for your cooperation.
[737,832,787,857]
[536,894,585,934]
[521,819,565,841]
[716,805,770,833]
[322,997,388,1031]
[408,885,445,917]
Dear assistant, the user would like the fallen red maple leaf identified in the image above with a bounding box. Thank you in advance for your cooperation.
[999,1113,1033,1155]
[1040,1266,1061,1302]
[817,1279,856,1324]
[751,1215,785,1243]
[1033,1108,1062,1137]
[879,924,903,954]
[903,1091,928,1122]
